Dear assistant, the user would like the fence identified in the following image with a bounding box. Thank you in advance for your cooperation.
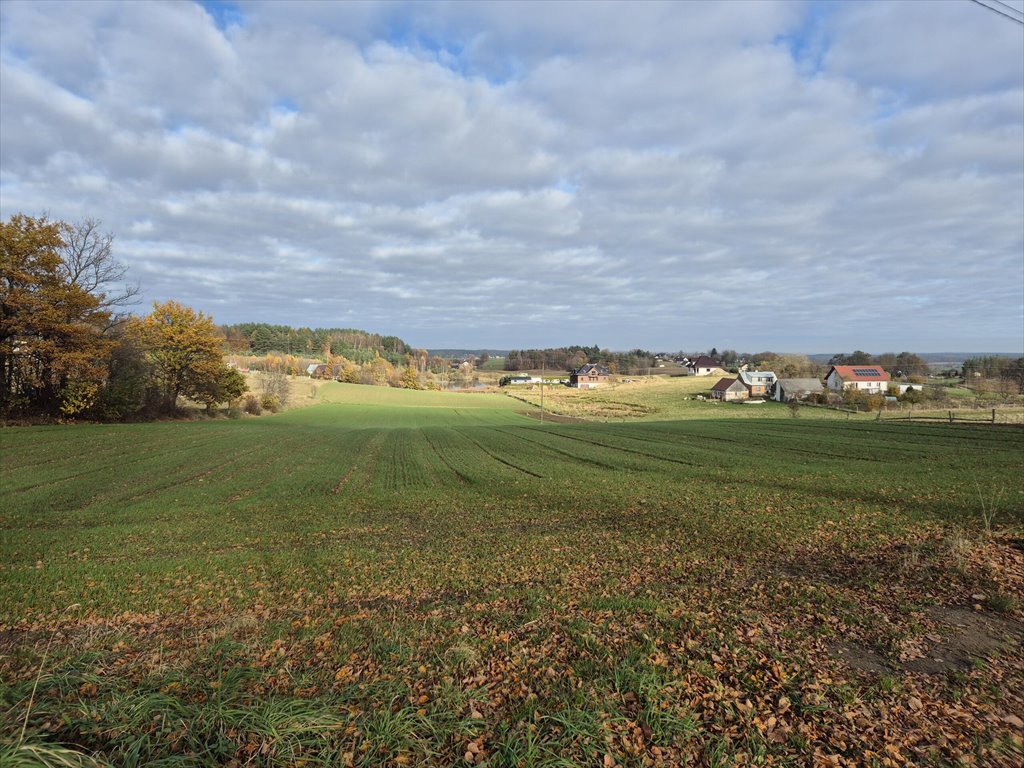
[879,408,1024,425]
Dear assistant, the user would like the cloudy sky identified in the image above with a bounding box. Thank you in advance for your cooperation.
[2,0,1022,353]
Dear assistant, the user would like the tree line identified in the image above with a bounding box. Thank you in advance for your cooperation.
[962,356,1024,393]
[223,323,411,364]
[826,350,929,377]
[504,346,657,375]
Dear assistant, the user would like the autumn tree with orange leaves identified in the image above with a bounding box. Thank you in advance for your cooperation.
[1,214,116,417]
[129,300,230,413]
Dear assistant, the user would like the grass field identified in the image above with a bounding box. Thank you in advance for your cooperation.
[2,383,1023,766]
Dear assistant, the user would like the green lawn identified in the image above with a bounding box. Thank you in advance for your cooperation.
[2,385,1022,766]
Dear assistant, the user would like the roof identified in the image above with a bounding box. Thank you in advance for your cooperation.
[711,377,742,392]
[573,363,610,376]
[739,370,776,385]
[690,356,722,369]
[776,378,824,391]
[828,365,890,382]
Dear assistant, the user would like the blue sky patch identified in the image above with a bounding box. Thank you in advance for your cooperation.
[197,0,246,33]
[777,0,836,76]
[378,17,519,85]
[272,98,299,115]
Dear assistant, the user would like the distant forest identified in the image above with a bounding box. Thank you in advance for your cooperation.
[221,324,416,365]
[505,346,658,375]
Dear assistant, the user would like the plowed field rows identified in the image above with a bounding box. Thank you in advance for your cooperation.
[2,383,1022,766]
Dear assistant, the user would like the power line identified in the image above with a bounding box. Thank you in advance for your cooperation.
[989,0,1024,18]
[967,0,1024,24]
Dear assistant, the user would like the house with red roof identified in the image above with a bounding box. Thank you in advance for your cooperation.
[824,365,891,394]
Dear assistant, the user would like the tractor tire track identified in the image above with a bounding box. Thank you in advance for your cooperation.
[331,431,387,494]
[3,433,241,494]
[518,426,698,468]
[422,430,472,485]
[493,428,624,471]
[455,429,544,478]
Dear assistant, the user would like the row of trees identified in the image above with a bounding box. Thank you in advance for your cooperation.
[500,345,933,381]
[223,322,413,364]
[504,346,656,375]
[827,350,929,377]
[963,356,1024,392]
[1,215,245,420]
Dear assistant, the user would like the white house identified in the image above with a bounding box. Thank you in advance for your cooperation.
[688,356,723,376]
[824,365,891,394]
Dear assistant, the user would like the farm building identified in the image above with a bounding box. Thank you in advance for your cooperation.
[687,356,723,376]
[738,370,776,397]
[710,377,748,401]
[570,363,610,389]
[501,375,542,386]
[772,378,824,402]
[824,365,890,394]
[310,364,337,379]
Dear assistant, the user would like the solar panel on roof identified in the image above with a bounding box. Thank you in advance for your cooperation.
[852,368,879,376]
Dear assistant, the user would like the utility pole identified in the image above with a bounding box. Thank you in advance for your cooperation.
[540,353,545,423]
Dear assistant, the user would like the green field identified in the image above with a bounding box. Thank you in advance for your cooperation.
[2,383,1023,766]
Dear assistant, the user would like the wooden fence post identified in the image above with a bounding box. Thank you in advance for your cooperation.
[948,410,953,423]
[992,408,996,424]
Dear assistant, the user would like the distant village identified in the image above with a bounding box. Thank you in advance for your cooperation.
[502,355,927,405]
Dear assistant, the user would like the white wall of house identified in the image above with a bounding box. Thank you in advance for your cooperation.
[826,370,888,393]
[851,380,887,393]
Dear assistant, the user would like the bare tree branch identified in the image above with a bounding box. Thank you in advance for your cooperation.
[57,218,140,320]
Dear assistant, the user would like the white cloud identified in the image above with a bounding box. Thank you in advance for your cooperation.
[1,0,1021,352]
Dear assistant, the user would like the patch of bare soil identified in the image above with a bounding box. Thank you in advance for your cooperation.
[904,606,1022,674]
[832,641,896,676]
[833,605,1023,677]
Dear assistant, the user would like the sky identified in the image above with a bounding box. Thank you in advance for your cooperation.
[1,0,1022,353]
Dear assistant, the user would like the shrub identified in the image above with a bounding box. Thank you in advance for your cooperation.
[260,394,279,412]
[899,388,923,404]
[864,394,885,411]
[243,394,262,415]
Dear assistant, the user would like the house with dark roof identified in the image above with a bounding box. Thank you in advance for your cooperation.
[710,377,748,401]
[687,356,723,376]
[824,365,890,394]
[570,363,610,389]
